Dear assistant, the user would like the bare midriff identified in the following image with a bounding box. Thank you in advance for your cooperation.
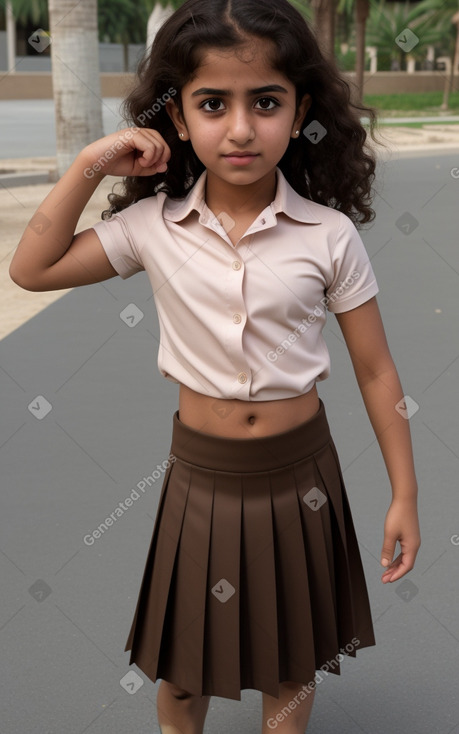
[178,383,320,438]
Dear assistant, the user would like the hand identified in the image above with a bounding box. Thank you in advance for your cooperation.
[380,498,420,583]
[80,127,171,179]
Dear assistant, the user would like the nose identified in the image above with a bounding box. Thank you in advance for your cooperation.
[227,106,255,144]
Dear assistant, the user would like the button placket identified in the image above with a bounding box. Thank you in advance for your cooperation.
[226,253,251,395]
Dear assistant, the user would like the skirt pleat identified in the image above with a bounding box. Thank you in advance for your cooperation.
[269,467,316,684]
[124,400,376,701]
[158,463,214,692]
[204,471,242,696]
[239,471,279,692]
[125,459,188,671]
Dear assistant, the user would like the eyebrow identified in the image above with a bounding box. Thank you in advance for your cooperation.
[191,85,289,97]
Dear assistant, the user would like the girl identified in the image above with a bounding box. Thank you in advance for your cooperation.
[10,1,421,732]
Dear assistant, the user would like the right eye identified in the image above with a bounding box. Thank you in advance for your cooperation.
[201,98,225,112]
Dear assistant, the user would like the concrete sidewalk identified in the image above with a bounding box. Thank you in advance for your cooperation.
[1,151,459,734]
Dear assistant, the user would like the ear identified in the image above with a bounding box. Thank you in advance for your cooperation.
[165,99,189,141]
[292,93,312,138]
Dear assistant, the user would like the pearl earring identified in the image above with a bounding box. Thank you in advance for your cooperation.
[295,130,300,136]
[179,133,184,138]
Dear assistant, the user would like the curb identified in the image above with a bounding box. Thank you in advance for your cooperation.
[0,171,54,187]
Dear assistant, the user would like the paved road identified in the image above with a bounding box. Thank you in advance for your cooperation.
[1,151,459,733]
[0,99,125,158]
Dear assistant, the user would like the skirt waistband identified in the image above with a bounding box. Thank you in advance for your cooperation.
[170,399,331,473]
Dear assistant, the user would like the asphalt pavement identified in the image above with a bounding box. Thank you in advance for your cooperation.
[1,148,459,733]
[0,98,126,158]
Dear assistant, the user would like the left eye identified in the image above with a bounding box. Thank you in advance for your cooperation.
[255,98,278,110]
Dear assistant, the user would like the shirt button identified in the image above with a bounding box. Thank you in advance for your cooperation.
[232,261,242,270]
[261,218,266,225]
[237,372,248,384]
[233,313,242,324]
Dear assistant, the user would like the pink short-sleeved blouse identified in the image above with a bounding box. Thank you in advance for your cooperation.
[92,167,379,401]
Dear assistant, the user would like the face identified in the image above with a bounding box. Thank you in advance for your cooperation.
[166,38,311,189]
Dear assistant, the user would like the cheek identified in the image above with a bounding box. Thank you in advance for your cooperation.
[189,122,221,147]
[259,126,292,149]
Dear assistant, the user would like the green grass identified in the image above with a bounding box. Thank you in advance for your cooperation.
[363,91,459,117]
[377,120,459,127]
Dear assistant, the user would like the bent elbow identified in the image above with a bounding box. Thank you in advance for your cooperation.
[9,264,43,292]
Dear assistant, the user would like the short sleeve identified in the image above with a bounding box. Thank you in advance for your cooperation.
[325,212,379,313]
[92,207,145,280]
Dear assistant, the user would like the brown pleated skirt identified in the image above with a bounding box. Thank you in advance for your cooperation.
[124,400,375,701]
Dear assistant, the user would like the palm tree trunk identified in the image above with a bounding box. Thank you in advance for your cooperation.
[146,4,175,54]
[6,1,16,72]
[441,14,459,110]
[355,0,369,104]
[452,13,459,81]
[312,0,336,59]
[48,0,104,178]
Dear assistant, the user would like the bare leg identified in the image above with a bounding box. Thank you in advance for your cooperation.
[261,681,316,734]
[156,680,211,734]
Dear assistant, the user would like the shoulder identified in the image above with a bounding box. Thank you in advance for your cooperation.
[295,196,370,268]
[278,170,352,234]
[300,197,358,235]
[112,190,169,224]
[299,196,364,245]
[93,190,170,259]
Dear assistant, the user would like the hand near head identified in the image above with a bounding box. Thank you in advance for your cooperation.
[380,498,421,583]
[81,127,171,179]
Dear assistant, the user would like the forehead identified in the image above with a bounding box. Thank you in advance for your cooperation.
[186,38,293,92]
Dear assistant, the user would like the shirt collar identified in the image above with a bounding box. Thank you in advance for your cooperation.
[163,167,322,224]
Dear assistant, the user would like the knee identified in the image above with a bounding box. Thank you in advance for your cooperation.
[164,681,195,700]
[279,680,303,693]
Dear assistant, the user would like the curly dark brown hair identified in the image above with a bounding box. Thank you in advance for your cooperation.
[104,0,383,226]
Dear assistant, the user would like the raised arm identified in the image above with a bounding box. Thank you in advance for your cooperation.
[334,296,421,584]
[9,128,170,292]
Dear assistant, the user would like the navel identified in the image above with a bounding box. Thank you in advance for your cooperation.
[247,415,256,425]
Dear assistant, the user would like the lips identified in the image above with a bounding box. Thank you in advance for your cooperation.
[223,152,259,166]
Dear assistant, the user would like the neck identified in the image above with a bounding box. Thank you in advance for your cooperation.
[205,169,278,218]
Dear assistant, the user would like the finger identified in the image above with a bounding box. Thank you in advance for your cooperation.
[128,133,169,168]
[381,550,416,583]
[137,144,162,166]
[382,564,406,583]
[381,552,402,583]
[140,132,171,165]
[137,163,168,177]
[143,127,171,149]
[138,150,169,171]
[134,160,168,177]
[381,537,397,568]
